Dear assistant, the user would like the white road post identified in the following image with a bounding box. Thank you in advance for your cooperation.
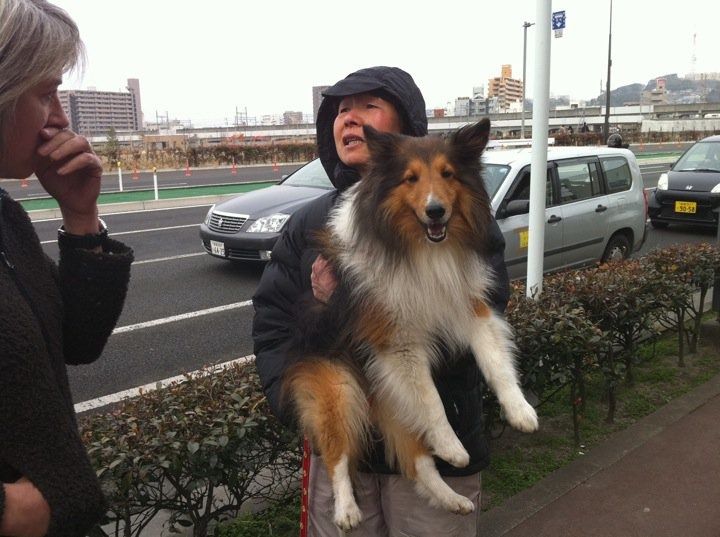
[526,0,553,298]
[117,161,123,192]
[152,166,159,201]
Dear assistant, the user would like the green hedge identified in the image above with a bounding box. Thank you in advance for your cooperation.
[81,243,720,536]
[80,363,301,537]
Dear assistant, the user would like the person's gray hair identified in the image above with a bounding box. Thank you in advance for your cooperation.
[0,0,84,143]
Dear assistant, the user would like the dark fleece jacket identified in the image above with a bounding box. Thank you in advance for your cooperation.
[0,188,133,536]
[252,66,510,476]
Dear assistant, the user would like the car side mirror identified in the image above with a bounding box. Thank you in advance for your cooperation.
[501,199,531,218]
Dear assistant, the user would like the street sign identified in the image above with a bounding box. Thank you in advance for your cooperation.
[552,10,566,37]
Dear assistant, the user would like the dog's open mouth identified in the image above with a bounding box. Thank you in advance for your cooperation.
[426,222,447,242]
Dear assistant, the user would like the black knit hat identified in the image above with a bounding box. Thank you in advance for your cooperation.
[315,66,428,190]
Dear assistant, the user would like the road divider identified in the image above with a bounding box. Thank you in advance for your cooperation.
[22,181,275,216]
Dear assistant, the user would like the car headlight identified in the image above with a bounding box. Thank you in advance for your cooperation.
[711,183,720,194]
[657,173,668,190]
[204,205,215,226]
[247,213,290,233]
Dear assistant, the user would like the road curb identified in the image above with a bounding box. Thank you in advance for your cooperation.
[27,193,241,221]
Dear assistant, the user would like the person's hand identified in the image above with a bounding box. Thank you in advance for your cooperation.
[35,127,102,235]
[311,255,337,303]
[0,478,51,537]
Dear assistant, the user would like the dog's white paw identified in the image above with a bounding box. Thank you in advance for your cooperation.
[427,430,470,468]
[504,398,539,433]
[334,498,363,532]
[436,490,475,515]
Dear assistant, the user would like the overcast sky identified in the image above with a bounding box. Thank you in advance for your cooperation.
[53,0,719,126]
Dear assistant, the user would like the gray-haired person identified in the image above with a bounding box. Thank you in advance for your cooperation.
[0,1,133,535]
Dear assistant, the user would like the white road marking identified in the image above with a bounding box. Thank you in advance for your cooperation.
[112,300,253,334]
[32,204,214,223]
[74,354,256,414]
[132,252,207,265]
[39,223,200,244]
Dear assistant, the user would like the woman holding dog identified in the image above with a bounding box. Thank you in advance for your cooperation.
[0,1,133,535]
[253,66,510,536]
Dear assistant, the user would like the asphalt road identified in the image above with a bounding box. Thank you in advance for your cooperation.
[1,162,303,199]
[29,159,716,410]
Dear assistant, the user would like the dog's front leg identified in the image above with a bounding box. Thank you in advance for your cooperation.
[367,347,469,468]
[468,311,538,433]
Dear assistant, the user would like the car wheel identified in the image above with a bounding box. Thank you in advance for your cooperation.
[650,220,669,229]
[601,233,631,263]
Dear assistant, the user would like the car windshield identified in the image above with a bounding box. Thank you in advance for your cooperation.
[281,159,334,189]
[482,164,511,197]
[674,141,720,172]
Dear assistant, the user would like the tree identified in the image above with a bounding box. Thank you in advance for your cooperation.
[105,127,120,169]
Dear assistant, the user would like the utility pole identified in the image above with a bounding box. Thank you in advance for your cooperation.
[603,0,613,144]
[521,21,535,139]
[526,0,552,298]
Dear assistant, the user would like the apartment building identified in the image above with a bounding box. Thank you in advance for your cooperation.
[59,78,143,136]
[312,85,330,122]
[487,65,524,112]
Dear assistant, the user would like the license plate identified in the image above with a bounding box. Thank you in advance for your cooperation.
[210,240,225,256]
[674,201,697,214]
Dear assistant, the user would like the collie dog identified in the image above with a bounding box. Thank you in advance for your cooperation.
[282,119,538,531]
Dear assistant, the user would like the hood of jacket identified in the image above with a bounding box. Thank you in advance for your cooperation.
[316,66,428,191]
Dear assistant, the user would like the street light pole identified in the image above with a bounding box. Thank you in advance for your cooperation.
[521,21,535,139]
[603,0,613,143]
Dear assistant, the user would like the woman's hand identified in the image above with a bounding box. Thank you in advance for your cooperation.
[311,255,337,303]
[35,127,102,235]
[0,478,51,537]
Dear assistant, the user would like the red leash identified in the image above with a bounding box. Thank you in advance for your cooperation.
[300,437,311,537]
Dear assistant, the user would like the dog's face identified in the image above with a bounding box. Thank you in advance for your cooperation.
[355,119,492,254]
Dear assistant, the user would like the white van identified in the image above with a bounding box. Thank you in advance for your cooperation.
[482,146,648,280]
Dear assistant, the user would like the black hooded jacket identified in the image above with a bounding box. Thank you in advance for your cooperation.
[252,66,510,476]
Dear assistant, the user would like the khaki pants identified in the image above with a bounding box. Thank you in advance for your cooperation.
[307,454,481,537]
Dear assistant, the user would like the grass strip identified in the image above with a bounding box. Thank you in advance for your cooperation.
[20,182,274,212]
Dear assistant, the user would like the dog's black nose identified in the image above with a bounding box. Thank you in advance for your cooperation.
[425,203,445,220]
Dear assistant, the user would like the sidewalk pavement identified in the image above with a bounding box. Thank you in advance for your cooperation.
[478,371,720,537]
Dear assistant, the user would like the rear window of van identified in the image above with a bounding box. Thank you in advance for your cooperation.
[600,157,632,193]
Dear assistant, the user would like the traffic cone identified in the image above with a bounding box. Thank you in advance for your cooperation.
[20,177,28,188]
[132,166,139,180]
[185,160,192,177]
[231,160,237,175]
[272,160,279,172]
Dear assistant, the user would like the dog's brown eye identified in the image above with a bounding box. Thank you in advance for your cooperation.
[405,174,418,184]
[441,170,453,179]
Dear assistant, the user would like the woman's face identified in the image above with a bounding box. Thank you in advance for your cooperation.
[332,93,403,172]
[0,76,69,179]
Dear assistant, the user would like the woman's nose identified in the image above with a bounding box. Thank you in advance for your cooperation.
[48,95,70,130]
[343,107,362,126]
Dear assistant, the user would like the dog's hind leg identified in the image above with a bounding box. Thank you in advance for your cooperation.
[374,399,475,515]
[283,359,370,531]
[468,302,538,432]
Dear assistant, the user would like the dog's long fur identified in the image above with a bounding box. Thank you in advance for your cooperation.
[282,119,538,531]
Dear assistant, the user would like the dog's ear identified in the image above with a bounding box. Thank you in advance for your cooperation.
[449,118,491,164]
[363,125,401,162]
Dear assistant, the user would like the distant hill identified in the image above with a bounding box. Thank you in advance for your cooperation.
[587,73,720,106]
